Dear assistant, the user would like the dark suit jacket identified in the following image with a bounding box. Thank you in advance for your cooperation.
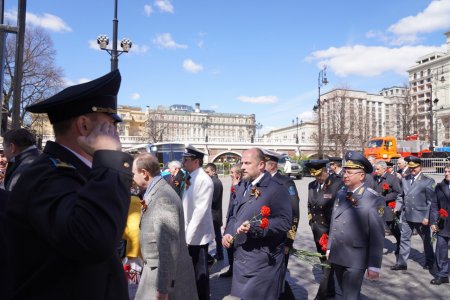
[431,180,450,237]
[163,170,185,199]
[328,185,385,270]
[225,172,292,300]
[3,141,133,300]
[211,175,223,226]
[4,147,40,191]
[373,172,402,221]
[308,175,343,253]
[273,172,300,248]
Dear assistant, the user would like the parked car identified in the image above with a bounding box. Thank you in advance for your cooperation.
[277,155,303,179]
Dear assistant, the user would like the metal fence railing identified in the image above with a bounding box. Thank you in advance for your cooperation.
[390,158,450,175]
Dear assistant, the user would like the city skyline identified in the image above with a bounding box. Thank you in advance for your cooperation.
[4,0,450,134]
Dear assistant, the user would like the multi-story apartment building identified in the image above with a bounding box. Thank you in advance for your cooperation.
[319,88,408,153]
[117,103,256,143]
[407,30,450,146]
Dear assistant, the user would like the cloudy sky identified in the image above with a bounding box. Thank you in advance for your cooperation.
[5,0,450,133]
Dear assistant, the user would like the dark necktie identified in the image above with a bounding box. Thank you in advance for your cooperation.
[346,191,358,206]
[411,176,415,185]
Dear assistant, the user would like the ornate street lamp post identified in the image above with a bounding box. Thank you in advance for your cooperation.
[313,66,328,159]
[255,122,262,139]
[96,0,132,71]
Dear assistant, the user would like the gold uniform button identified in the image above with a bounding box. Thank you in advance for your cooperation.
[123,162,130,168]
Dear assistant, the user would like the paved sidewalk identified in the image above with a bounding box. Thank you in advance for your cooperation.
[209,176,449,300]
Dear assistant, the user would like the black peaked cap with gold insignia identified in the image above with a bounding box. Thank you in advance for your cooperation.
[26,70,122,124]
[262,148,282,163]
[328,156,343,164]
[344,151,373,174]
[183,145,206,159]
[405,155,421,167]
[304,159,329,176]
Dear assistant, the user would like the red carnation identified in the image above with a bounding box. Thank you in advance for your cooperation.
[439,208,449,218]
[230,186,236,194]
[388,202,396,209]
[260,205,271,217]
[382,183,390,191]
[260,217,269,229]
[318,233,328,252]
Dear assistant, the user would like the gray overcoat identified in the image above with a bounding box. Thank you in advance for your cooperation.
[135,178,198,300]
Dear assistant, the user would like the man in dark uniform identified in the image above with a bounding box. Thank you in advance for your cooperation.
[430,164,450,285]
[392,156,435,271]
[373,160,402,253]
[328,157,344,180]
[396,157,410,180]
[305,159,343,300]
[262,149,300,300]
[222,148,292,300]
[204,162,224,261]
[327,151,385,300]
[2,70,133,300]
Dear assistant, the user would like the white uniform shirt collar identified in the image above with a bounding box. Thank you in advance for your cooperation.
[61,144,92,168]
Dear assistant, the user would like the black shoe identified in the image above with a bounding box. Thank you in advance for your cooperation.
[430,277,449,285]
[219,268,233,278]
[423,264,433,270]
[214,254,224,261]
[390,264,407,271]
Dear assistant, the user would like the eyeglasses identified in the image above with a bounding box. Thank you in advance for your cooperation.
[182,157,194,162]
[343,170,364,176]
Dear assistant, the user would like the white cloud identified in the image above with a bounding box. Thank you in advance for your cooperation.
[5,10,72,32]
[154,33,187,49]
[308,44,446,77]
[155,0,174,13]
[88,40,150,54]
[62,77,90,87]
[209,105,219,110]
[237,96,279,104]
[388,0,450,45]
[144,4,153,16]
[182,59,203,73]
[131,93,141,100]
[298,111,314,121]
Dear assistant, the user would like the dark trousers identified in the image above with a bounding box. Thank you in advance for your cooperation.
[435,234,449,278]
[387,220,401,253]
[226,247,234,270]
[213,223,224,257]
[188,244,210,300]
[398,220,434,266]
[315,260,335,300]
[278,252,295,300]
[333,264,365,300]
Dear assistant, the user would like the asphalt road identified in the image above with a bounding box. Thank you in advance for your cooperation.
[209,175,449,300]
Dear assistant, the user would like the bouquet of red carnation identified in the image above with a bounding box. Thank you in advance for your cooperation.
[382,183,390,191]
[432,208,448,243]
[388,201,398,225]
[232,205,271,243]
[318,233,328,252]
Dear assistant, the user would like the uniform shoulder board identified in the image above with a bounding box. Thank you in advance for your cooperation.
[48,157,76,170]
[366,187,380,197]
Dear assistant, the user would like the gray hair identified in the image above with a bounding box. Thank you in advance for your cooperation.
[168,160,182,169]
[374,160,387,169]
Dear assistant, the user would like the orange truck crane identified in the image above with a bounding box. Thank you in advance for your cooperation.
[364,135,430,160]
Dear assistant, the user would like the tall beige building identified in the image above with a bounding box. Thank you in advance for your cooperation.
[117,103,256,143]
[407,30,450,147]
